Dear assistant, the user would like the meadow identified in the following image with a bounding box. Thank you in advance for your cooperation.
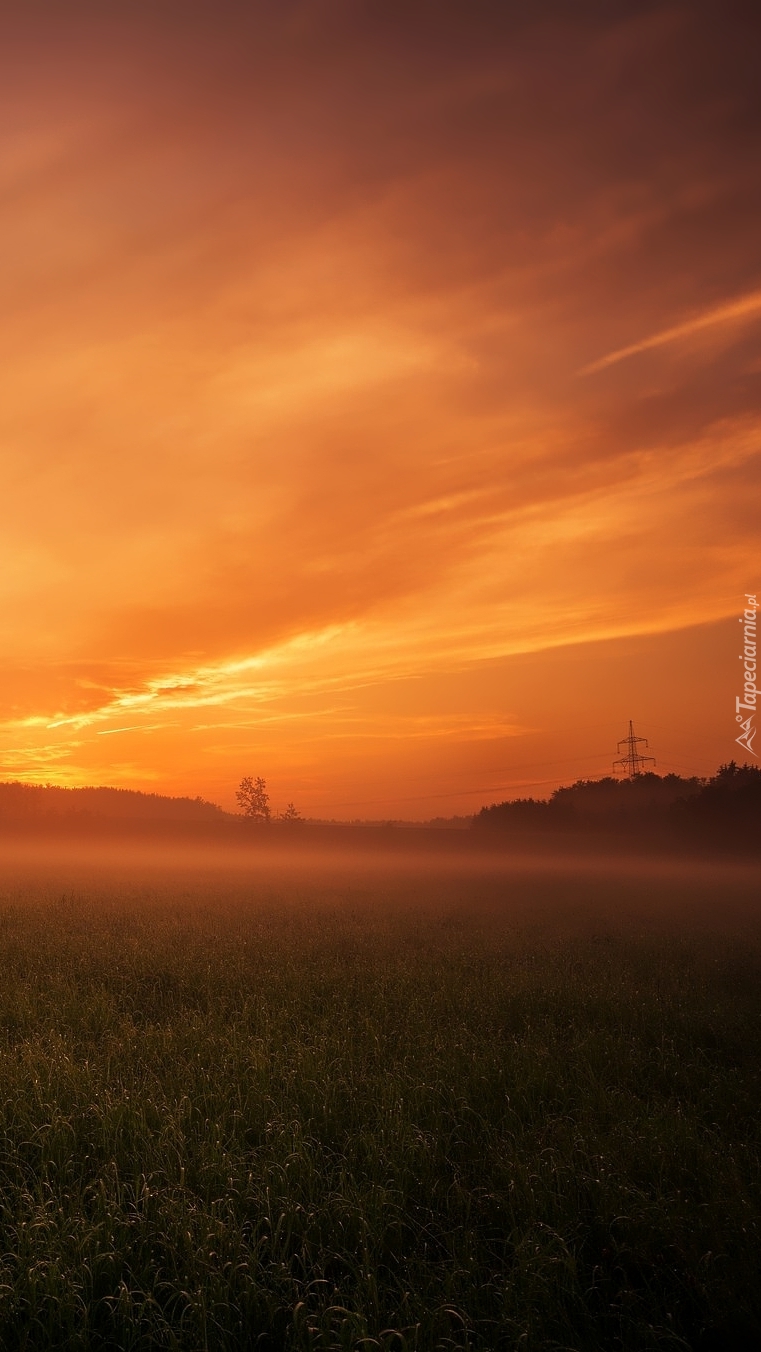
[0,840,759,1351]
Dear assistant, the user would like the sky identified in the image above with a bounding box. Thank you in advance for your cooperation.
[1,0,759,817]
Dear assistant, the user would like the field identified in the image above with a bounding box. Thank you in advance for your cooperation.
[0,840,759,1351]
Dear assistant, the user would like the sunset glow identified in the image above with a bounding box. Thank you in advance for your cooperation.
[1,3,759,814]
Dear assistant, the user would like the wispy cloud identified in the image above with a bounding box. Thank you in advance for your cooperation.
[0,4,759,810]
[96,723,171,736]
[581,288,761,375]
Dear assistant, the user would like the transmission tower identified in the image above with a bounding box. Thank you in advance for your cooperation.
[613,720,656,778]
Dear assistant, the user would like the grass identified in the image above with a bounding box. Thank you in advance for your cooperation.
[0,847,759,1349]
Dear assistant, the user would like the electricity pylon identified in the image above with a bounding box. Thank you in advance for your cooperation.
[613,720,656,778]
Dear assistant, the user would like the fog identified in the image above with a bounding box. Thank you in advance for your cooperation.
[0,835,758,941]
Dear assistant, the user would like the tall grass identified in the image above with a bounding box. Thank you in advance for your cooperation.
[0,862,759,1349]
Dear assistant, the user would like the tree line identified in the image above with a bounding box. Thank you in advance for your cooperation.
[473,763,761,847]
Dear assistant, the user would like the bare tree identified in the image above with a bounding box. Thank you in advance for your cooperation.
[236,776,271,821]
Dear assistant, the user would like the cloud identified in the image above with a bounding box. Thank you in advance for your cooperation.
[0,2,759,808]
[581,288,761,375]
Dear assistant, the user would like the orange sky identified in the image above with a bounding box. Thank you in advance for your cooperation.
[1,2,759,816]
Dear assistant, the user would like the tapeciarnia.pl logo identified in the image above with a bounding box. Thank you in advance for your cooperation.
[736,592,758,757]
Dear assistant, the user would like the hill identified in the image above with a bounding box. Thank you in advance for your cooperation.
[0,782,227,829]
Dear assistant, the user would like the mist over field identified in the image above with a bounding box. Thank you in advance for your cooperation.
[0,835,760,935]
[0,839,759,1349]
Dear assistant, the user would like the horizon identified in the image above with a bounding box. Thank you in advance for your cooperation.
[1,757,757,829]
[1,4,759,815]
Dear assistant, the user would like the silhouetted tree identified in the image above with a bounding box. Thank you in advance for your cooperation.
[236,776,270,821]
[278,802,303,823]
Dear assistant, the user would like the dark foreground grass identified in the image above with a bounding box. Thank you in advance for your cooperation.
[0,857,759,1350]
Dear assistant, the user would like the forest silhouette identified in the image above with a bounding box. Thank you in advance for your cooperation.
[0,764,757,854]
[474,763,761,851]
